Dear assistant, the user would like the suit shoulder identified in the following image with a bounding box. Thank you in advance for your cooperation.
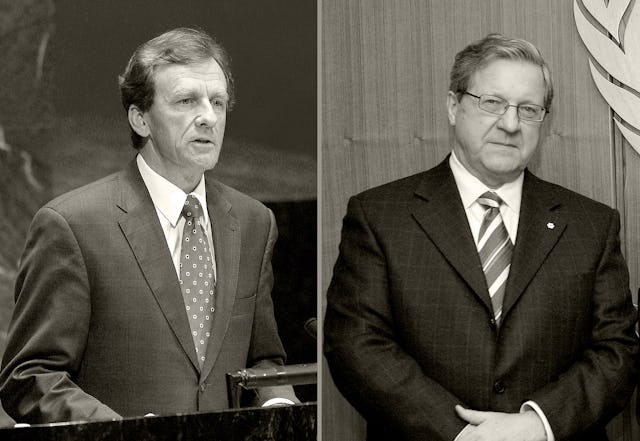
[208,179,270,218]
[42,171,121,216]
[531,175,616,215]
[353,171,429,203]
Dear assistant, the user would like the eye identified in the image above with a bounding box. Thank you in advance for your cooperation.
[177,97,195,105]
[482,97,503,106]
[519,104,540,116]
[211,98,228,110]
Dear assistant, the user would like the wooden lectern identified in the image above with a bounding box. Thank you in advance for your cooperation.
[0,363,318,440]
[0,403,316,441]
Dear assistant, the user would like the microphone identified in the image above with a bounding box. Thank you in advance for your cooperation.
[304,317,317,340]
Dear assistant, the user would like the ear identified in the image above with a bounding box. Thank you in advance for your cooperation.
[128,105,150,138]
[446,91,459,126]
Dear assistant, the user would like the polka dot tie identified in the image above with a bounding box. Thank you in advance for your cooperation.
[180,194,215,368]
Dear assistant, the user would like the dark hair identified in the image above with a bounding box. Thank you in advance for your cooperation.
[118,27,235,149]
[449,33,553,110]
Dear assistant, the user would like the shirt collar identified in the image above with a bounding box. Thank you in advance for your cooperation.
[136,154,210,228]
[449,150,523,215]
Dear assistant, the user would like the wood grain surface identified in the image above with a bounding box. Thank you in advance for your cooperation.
[321,1,640,440]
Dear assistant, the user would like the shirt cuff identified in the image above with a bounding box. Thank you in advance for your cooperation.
[453,424,474,441]
[521,400,554,441]
[261,398,296,407]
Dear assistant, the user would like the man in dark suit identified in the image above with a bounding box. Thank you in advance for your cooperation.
[0,27,297,423]
[324,34,638,441]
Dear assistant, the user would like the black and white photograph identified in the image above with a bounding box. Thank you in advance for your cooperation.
[0,1,316,439]
[4,0,640,440]
[321,1,640,440]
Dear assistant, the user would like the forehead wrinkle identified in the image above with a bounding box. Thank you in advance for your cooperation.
[165,78,228,101]
[470,63,544,105]
[158,60,226,87]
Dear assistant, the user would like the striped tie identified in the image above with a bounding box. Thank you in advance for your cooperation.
[477,191,513,325]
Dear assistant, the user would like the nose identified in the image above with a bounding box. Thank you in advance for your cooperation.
[496,106,520,132]
[195,100,218,128]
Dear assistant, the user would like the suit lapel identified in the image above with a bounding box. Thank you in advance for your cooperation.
[501,171,566,320]
[201,180,240,382]
[116,161,200,371]
[410,161,493,314]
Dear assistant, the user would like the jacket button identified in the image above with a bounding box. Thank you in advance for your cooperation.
[489,318,497,330]
[200,383,207,392]
[493,380,505,394]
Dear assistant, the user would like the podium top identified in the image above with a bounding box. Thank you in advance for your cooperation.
[0,402,316,441]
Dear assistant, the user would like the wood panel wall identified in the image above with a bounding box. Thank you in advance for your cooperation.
[321,1,640,440]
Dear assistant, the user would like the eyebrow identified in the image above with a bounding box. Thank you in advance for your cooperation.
[479,92,543,106]
[209,91,229,100]
[171,88,228,100]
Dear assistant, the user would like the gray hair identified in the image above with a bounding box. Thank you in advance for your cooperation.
[449,33,553,109]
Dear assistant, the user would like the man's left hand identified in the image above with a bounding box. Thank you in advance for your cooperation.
[454,405,546,441]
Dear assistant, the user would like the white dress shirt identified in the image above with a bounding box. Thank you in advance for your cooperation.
[449,150,522,245]
[136,155,293,408]
[136,154,216,280]
[449,151,554,441]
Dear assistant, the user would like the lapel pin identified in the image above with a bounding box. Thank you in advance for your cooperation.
[547,222,555,229]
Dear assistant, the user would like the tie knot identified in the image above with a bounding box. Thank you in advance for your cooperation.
[477,191,503,209]
[182,195,204,220]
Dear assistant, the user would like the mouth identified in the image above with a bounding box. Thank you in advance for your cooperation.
[191,138,215,145]
[488,141,517,148]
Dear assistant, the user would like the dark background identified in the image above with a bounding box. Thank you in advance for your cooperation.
[0,0,317,424]
[48,0,316,157]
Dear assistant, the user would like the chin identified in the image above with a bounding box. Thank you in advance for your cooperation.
[486,151,522,168]
[200,159,219,172]
[484,160,523,179]
[195,150,221,170]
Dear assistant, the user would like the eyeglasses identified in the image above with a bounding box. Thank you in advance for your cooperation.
[463,91,548,122]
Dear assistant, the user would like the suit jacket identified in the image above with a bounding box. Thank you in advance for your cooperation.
[0,160,296,423]
[324,159,638,441]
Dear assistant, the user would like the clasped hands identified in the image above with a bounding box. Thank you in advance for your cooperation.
[455,405,547,441]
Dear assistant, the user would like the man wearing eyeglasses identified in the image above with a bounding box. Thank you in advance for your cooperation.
[324,34,637,441]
